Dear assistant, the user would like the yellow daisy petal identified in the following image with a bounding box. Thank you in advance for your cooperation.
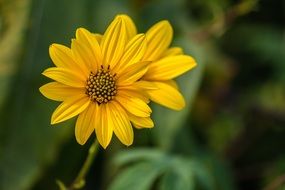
[143,55,196,81]
[75,28,102,72]
[132,80,158,90]
[116,14,137,40]
[116,90,151,117]
[39,82,84,101]
[162,47,183,57]
[117,86,150,103]
[51,94,90,124]
[49,44,89,76]
[117,61,149,85]
[71,39,95,73]
[128,113,154,128]
[109,101,133,146]
[147,81,185,110]
[115,34,147,72]
[95,104,113,149]
[42,67,86,88]
[75,103,98,145]
[143,20,173,61]
[93,33,102,43]
[132,124,144,129]
[165,80,179,89]
[101,15,127,68]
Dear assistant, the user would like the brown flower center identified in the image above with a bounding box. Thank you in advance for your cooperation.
[85,65,117,104]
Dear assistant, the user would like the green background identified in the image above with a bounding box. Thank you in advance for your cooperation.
[0,0,284,189]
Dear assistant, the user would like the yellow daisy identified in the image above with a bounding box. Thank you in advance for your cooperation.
[141,20,197,110]
[39,15,154,148]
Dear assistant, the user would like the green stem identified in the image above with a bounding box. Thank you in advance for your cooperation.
[69,139,100,190]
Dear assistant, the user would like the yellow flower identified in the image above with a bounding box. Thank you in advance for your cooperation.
[142,21,197,110]
[39,15,154,148]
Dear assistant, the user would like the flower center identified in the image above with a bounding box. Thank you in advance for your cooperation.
[85,65,117,104]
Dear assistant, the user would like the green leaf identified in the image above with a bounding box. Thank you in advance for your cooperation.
[160,171,194,190]
[187,160,214,190]
[160,158,195,190]
[114,148,166,166]
[108,162,166,190]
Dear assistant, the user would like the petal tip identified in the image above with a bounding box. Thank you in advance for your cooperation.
[101,143,108,149]
[76,137,86,146]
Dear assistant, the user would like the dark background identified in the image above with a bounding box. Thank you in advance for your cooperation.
[0,0,284,189]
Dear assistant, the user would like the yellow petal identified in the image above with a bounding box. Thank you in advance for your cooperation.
[162,47,183,57]
[116,14,137,40]
[132,80,158,90]
[75,103,98,145]
[49,44,88,75]
[143,55,196,81]
[132,124,144,129]
[51,94,90,124]
[115,90,151,117]
[101,15,127,69]
[115,34,147,72]
[109,101,133,146]
[75,28,102,72]
[165,80,179,89]
[93,33,102,43]
[128,113,154,128]
[117,86,150,103]
[146,81,185,110]
[143,20,173,61]
[95,104,113,149]
[117,61,149,85]
[71,39,95,73]
[42,67,86,88]
[39,82,84,101]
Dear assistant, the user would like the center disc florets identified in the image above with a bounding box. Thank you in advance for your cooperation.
[86,65,117,104]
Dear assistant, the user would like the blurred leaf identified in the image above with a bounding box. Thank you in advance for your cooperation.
[110,148,215,190]
[0,0,31,109]
[114,148,166,166]
[0,0,91,189]
[188,159,214,190]
[159,158,195,190]
[108,162,166,190]
[159,170,194,190]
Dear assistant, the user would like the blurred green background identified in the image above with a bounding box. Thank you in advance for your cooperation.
[0,0,284,189]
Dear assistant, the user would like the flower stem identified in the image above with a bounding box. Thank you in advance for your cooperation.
[69,139,100,190]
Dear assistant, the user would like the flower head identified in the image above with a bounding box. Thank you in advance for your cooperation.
[40,15,153,148]
[142,21,197,110]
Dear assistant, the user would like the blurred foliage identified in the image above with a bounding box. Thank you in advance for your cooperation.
[0,0,284,190]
